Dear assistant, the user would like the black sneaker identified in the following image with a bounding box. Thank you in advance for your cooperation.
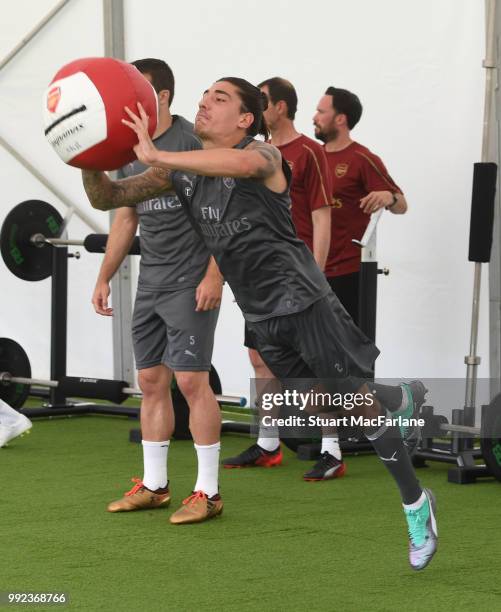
[303,452,346,481]
[222,444,282,468]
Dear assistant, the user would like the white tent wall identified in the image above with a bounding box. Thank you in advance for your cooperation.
[0,0,116,381]
[0,0,486,399]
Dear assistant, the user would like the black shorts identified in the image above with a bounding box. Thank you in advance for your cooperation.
[247,273,360,351]
[244,323,258,350]
[245,292,378,382]
[326,272,359,325]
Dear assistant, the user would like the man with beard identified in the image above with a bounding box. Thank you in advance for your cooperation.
[313,87,407,324]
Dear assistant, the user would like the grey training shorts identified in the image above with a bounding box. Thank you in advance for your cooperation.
[132,287,219,371]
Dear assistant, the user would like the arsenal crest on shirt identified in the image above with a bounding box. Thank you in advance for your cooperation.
[335,163,349,178]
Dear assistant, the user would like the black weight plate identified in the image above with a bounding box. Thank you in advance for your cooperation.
[0,200,63,281]
[209,365,222,395]
[481,394,501,483]
[0,338,32,409]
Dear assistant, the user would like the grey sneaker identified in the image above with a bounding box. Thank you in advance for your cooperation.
[404,488,438,570]
[394,381,427,455]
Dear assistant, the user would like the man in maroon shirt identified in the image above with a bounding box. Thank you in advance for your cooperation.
[258,78,332,259]
[222,78,337,477]
[296,87,408,480]
[314,86,407,323]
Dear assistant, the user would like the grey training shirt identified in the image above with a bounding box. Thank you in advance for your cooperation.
[118,115,211,291]
[172,136,331,321]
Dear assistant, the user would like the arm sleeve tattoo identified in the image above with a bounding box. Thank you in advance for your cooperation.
[247,141,282,179]
[82,167,174,211]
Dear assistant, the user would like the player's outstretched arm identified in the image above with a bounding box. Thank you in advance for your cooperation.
[122,104,285,188]
[82,167,173,211]
[143,143,282,179]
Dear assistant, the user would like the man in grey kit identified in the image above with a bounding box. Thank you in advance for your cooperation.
[83,77,437,569]
[91,59,224,524]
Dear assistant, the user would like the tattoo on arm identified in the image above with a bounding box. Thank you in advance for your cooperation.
[82,167,174,211]
[247,141,282,179]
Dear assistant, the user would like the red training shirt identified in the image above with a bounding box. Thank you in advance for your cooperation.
[276,134,332,252]
[324,141,401,277]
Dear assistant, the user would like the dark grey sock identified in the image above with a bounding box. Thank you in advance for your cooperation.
[369,383,403,412]
[365,422,422,505]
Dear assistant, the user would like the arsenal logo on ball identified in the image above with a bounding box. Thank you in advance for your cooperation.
[46,87,61,113]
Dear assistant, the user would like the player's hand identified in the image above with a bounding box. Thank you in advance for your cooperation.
[359,191,393,214]
[122,103,159,166]
[92,280,113,316]
[195,274,223,311]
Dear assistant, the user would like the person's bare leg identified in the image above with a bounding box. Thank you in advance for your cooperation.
[106,365,173,512]
[175,371,221,497]
[137,365,174,491]
[138,365,174,441]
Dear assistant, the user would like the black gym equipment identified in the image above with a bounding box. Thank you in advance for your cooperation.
[353,208,389,344]
[0,199,248,440]
[0,200,63,281]
[0,200,142,407]
[480,395,501,482]
[413,162,501,484]
[0,338,32,409]
[0,337,244,438]
[1,200,140,283]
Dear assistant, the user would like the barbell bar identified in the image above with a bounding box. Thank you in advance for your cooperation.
[0,370,245,407]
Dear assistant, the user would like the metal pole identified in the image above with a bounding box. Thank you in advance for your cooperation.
[103,0,125,58]
[482,0,497,159]
[0,0,71,72]
[31,235,85,247]
[357,224,378,345]
[50,246,68,405]
[487,0,501,398]
[465,264,482,419]
[466,0,498,423]
[102,0,135,384]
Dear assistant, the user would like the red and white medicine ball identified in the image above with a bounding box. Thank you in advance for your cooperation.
[43,57,158,171]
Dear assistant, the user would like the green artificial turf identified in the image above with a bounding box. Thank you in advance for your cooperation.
[0,414,500,612]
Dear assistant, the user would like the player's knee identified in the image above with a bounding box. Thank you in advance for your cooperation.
[175,371,208,400]
[138,368,170,397]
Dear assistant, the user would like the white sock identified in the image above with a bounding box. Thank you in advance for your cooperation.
[142,440,169,491]
[257,422,280,452]
[403,490,426,510]
[194,442,220,497]
[0,399,24,426]
[321,437,342,460]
